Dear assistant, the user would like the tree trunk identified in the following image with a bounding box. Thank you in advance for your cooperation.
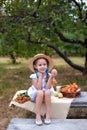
[10,53,16,64]
[83,51,87,75]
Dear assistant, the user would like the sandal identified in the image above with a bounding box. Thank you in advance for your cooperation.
[36,120,43,125]
[44,119,51,125]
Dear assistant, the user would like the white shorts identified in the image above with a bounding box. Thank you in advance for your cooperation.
[28,86,54,102]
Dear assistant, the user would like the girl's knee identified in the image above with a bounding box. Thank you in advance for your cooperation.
[45,89,51,96]
[37,90,43,98]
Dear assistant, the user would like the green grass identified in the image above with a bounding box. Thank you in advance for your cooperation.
[0,66,31,99]
[53,56,85,66]
[0,57,87,99]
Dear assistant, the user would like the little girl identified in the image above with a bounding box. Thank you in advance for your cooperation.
[28,54,57,125]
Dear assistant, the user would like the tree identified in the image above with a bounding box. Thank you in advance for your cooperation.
[27,0,87,74]
[0,0,87,74]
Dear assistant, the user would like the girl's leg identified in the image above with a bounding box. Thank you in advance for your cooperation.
[44,89,51,120]
[35,90,44,121]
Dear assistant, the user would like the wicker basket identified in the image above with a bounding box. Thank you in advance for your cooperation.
[60,88,81,98]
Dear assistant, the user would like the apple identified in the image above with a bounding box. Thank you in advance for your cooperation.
[58,92,63,98]
[51,69,58,77]
[54,91,58,97]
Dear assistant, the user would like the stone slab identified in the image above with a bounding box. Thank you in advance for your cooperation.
[71,92,87,108]
[7,118,87,130]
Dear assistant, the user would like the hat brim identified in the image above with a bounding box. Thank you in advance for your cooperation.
[29,54,53,72]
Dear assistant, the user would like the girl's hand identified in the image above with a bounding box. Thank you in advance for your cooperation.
[46,69,57,89]
[38,72,43,78]
[51,69,57,77]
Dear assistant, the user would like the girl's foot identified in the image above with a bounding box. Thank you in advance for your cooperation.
[44,119,51,124]
[36,120,43,125]
[44,114,51,124]
[36,115,43,125]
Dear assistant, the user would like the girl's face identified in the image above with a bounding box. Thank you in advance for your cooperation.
[34,58,48,73]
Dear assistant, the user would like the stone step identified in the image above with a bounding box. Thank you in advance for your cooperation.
[7,118,87,130]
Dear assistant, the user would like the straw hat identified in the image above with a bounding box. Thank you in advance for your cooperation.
[29,54,53,72]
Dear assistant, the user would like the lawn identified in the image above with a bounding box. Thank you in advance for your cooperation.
[0,56,87,130]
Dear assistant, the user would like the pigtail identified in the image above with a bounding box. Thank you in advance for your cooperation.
[46,69,49,76]
[46,69,50,82]
[35,70,38,78]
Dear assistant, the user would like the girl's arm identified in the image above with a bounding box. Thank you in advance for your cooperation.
[32,72,43,90]
[46,75,54,89]
[46,69,57,89]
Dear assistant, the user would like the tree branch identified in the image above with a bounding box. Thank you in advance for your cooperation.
[71,0,87,25]
[32,0,42,17]
[72,0,82,11]
[37,0,42,9]
[72,0,83,19]
[55,30,84,45]
[56,31,84,45]
[28,37,84,72]
[83,10,87,25]
[47,43,84,72]
[52,23,85,46]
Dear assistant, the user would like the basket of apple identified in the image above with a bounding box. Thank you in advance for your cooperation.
[60,83,81,98]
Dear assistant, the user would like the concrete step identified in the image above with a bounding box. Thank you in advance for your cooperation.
[7,118,87,130]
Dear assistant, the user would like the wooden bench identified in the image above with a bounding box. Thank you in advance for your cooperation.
[7,118,87,130]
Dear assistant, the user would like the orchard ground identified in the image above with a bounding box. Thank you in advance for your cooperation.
[0,56,87,130]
